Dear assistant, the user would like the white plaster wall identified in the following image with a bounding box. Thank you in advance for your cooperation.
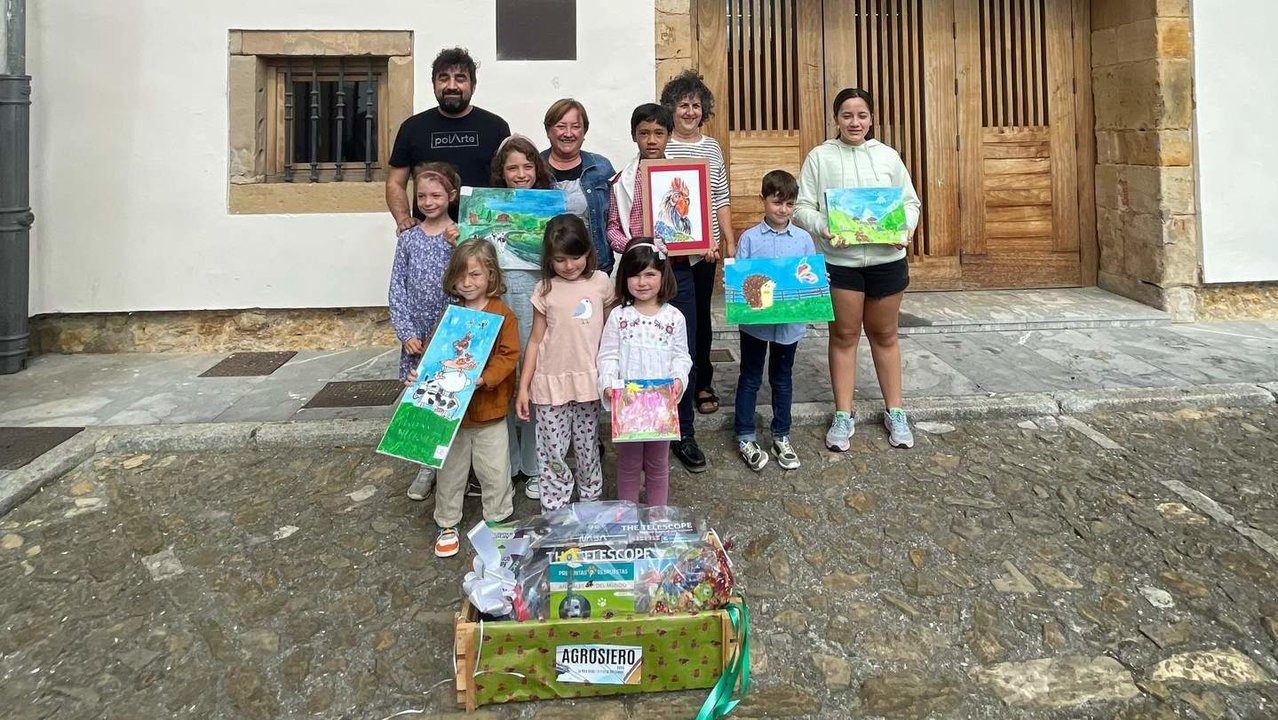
[1194,1,1278,283]
[26,0,655,313]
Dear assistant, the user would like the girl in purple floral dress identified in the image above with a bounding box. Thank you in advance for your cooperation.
[389,162,460,500]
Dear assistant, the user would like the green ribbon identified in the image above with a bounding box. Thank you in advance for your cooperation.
[695,598,751,719]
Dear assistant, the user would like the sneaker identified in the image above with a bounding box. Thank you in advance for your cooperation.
[825,412,856,452]
[737,440,768,471]
[465,479,482,497]
[406,468,435,501]
[434,527,460,558]
[672,437,708,473]
[772,436,801,470]
[884,408,915,449]
[524,477,541,500]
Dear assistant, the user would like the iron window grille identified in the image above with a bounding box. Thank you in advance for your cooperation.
[266,56,389,183]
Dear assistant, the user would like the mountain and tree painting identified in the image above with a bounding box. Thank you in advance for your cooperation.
[458,187,567,270]
[824,187,908,247]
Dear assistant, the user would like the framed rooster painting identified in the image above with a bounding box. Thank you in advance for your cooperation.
[639,159,712,257]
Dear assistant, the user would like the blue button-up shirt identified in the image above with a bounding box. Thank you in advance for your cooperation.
[734,220,817,346]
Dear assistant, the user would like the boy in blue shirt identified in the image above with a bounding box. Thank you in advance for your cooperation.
[732,170,816,471]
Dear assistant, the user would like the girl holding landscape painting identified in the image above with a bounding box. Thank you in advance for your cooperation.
[793,88,923,453]
[488,134,558,502]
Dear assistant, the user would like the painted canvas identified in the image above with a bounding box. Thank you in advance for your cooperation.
[640,159,712,257]
[459,187,567,270]
[609,379,680,443]
[825,187,908,247]
[723,255,834,325]
[378,305,503,468]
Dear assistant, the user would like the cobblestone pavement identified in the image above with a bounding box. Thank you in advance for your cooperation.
[2,407,1277,719]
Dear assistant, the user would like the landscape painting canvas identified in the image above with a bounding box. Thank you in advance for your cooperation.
[458,187,567,270]
[378,305,502,468]
[609,379,680,443]
[640,159,712,257]
[825,187,908,247]
[723,255,834,325]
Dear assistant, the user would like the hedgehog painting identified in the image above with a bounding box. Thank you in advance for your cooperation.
[724,255,834,326]
[741,274,776,310]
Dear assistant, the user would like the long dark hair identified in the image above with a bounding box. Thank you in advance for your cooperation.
[490,135,555,189]
[538,214,598,294]
[614,238,676,307]
[831,88,876,140]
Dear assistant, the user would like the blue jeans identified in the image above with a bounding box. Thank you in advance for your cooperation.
[670,262,697,439]
[733,332,797,441]
[504,270,540,477]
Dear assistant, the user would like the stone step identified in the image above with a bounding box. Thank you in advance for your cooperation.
[710,286,1171,339]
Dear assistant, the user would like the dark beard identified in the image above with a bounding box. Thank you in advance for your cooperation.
[438,94,470,114]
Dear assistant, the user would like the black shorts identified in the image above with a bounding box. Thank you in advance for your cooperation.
[827,258,910,298]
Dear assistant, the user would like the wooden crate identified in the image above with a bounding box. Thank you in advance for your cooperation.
[454,598,742,710]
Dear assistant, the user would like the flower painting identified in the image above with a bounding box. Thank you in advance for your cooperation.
[610,378,680,443]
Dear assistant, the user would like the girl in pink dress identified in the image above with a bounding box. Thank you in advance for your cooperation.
[515,215,614,511]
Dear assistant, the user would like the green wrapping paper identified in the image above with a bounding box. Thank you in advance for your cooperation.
[467,611,729,705]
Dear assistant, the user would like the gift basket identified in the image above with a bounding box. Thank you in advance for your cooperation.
[453,502,749,715]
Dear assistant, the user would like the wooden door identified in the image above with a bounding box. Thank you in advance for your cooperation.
[696,0,1093,289]
[822,0,962,289]
[954,0,1087,287]
[698,0,827,241]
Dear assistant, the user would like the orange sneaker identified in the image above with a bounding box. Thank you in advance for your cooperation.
[434,527,460,558]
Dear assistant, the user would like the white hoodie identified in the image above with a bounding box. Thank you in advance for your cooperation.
[793,138,922,269]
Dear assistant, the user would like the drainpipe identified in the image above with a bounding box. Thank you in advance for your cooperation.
[1,0,32,374]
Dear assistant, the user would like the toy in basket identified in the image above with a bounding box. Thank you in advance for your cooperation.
[453,502,749,713]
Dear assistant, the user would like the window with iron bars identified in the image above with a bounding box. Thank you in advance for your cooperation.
[265,56,390,183]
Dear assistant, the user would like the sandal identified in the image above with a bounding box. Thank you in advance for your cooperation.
[696,388,720,415]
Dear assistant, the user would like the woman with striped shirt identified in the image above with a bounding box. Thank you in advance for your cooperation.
[660,70,734,416]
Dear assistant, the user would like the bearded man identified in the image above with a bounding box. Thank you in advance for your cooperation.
[386,48,511,229]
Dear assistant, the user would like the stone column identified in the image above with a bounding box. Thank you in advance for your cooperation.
[1091,0,1197,320]
[655,0,694,97]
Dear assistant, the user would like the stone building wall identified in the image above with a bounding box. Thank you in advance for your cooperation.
[1090,0,1198,319]
[655,0,694,96]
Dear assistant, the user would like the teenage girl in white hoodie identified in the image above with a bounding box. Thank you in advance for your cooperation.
[793,88,922,452]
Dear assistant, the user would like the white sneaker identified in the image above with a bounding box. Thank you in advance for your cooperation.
[825,412,855,452]
[524,477,541,500]
[772,437,801,470]
[407,468,435,501]
[434,527,460,558]
[737,440,769,471]
[884,408,915,449]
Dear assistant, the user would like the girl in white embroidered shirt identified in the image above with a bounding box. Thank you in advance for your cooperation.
[597,239,692,506]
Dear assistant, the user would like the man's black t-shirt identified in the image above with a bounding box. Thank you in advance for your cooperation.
[390,106,511,217]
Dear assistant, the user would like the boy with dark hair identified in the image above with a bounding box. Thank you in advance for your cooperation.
[731,169,815,471]
[604,103,709,473]
[386,47,511,229]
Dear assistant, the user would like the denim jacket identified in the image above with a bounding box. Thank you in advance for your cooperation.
[542,148,616,273]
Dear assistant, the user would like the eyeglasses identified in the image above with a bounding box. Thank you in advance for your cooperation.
[552,123,583,133]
